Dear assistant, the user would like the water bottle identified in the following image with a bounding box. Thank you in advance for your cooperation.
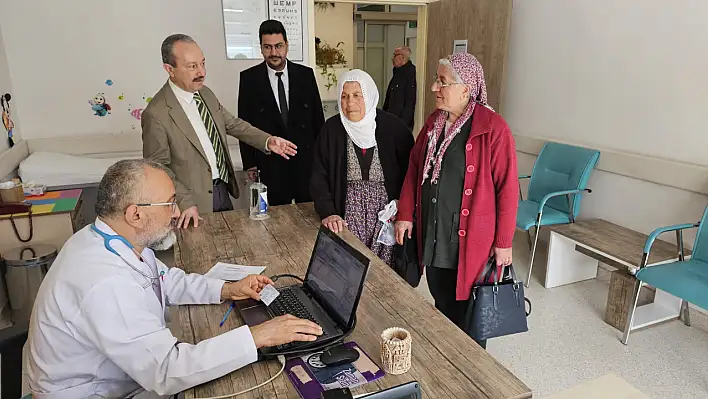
[249,170,270,220]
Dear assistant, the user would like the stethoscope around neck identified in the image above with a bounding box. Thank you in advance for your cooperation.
[90,223,165,288]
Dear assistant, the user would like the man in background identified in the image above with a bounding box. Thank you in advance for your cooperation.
[239,20,325,206]
[383,46,416,130]
[142,34,297,228]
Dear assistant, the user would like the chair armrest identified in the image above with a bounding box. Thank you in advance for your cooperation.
[643,223,699,254]
[519,175,531,180]
[538,189,592,212]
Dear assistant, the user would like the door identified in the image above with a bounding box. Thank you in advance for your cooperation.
[356,21,407,107]
[425,0,513,114]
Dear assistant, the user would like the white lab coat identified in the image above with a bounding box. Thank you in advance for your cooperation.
[26,219,258,398]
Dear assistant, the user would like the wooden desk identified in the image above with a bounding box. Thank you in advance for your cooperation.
[174,203,532,399]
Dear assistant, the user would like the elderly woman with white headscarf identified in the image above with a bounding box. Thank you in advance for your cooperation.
[395,53,518,349]
[310,69,414,266]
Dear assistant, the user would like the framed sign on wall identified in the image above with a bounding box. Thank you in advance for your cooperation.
[221,0,304,61]
[268,0,304,61]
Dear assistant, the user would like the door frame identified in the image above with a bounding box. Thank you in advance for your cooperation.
[308,0,436,133]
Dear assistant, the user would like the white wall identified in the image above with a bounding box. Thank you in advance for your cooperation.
[504,0,708,167]
[0,0,312,139]
[505,0,708,250]
[0,25,18,153]
[315,3,354,69]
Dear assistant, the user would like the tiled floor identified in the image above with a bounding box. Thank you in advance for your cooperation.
[11,236,708,398]
[415,235,708,398]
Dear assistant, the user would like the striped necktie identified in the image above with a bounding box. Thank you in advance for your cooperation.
[193,92,229,183]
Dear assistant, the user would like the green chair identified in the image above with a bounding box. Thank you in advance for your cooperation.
[622,206,708,344]
[518,142,600,287]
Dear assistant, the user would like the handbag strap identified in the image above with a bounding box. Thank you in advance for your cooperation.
[9,206,33,243]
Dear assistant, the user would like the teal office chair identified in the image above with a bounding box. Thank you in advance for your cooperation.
[622,206,708,344]
[518,142,600,287]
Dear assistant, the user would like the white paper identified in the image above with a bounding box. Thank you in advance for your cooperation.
[204,262,266,281]
[260,284,280,306]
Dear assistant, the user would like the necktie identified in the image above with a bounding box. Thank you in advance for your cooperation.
[275,72,289,125]
[193,92,229,183]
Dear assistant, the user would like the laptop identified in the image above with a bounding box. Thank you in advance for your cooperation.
[235,226,370,354]
[355,382,422,398]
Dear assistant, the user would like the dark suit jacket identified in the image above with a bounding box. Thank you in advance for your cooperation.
[142,81,270,212]
[383,61,417,129]
[238,61,325,205]
[310,110,414,220]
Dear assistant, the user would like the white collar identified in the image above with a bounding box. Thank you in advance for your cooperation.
[168,79,197,104]
[267,60,288,78]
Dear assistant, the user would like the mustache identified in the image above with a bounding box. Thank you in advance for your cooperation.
[193,77,204,82]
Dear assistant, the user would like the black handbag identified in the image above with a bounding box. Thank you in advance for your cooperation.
[393,226,421,287]
[463,258,531,341]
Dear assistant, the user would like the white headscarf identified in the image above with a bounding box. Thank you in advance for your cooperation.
[338,69,379,149]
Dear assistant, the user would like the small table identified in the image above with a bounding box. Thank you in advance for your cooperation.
[174,203,532,399]
[546,219,689,331]
[0,188,84,254]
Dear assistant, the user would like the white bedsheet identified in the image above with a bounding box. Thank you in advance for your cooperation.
[18,147,244,188]
[18,152,138,187]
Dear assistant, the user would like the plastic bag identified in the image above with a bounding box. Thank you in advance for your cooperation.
[376,200,398,246]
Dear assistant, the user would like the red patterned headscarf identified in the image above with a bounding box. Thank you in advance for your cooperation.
[422,53,489,184]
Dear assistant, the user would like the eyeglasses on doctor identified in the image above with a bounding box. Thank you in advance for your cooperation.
[135,202,178,212]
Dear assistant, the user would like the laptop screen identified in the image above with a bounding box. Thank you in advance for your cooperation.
[304,228,369,328]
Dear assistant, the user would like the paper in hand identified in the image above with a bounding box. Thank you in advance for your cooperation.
[205,262,266,281]
[260,284,280,306]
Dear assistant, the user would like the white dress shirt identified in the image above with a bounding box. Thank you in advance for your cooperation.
[267,61,289,112]
[26,219,258,398]
[169,80,221,180]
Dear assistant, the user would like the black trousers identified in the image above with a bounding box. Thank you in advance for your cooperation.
[213,179,234,212]
[426,266,487,349]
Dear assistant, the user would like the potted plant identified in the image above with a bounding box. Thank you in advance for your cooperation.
[315,2,336,11]
[315,37,347,91]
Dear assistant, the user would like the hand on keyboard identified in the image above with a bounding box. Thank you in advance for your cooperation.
[249,314,323,349]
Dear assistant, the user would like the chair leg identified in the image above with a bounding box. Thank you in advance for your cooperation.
[526,229,534,251]
[525,219,542,288]
[621,279,643,345]
[681,300,691,327]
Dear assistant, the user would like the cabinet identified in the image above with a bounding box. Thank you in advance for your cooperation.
[0,189,84,255]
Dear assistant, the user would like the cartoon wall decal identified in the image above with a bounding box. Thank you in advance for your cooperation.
[1,93,15,148]
[145,96,153,103]
[118,93,124,100]
[105,79,114,86]
[89,93,111,116]
[130,108,144,120]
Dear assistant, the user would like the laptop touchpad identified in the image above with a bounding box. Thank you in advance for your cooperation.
[240,305,272,326]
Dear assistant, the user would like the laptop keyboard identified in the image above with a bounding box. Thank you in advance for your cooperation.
[269,289,317,323]
[268,289,327,350]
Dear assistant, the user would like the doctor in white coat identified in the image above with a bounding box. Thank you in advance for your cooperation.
[26,159,322,398]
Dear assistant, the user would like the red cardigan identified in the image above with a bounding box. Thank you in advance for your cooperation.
[397,105,519,301]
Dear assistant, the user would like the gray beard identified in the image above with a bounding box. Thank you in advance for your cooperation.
[146,230,176,251]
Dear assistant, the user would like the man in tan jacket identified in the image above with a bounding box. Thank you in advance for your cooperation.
[142,34,297,228]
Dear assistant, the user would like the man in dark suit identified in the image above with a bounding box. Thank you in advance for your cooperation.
[238,20,325,206]
[383,46,417,130]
